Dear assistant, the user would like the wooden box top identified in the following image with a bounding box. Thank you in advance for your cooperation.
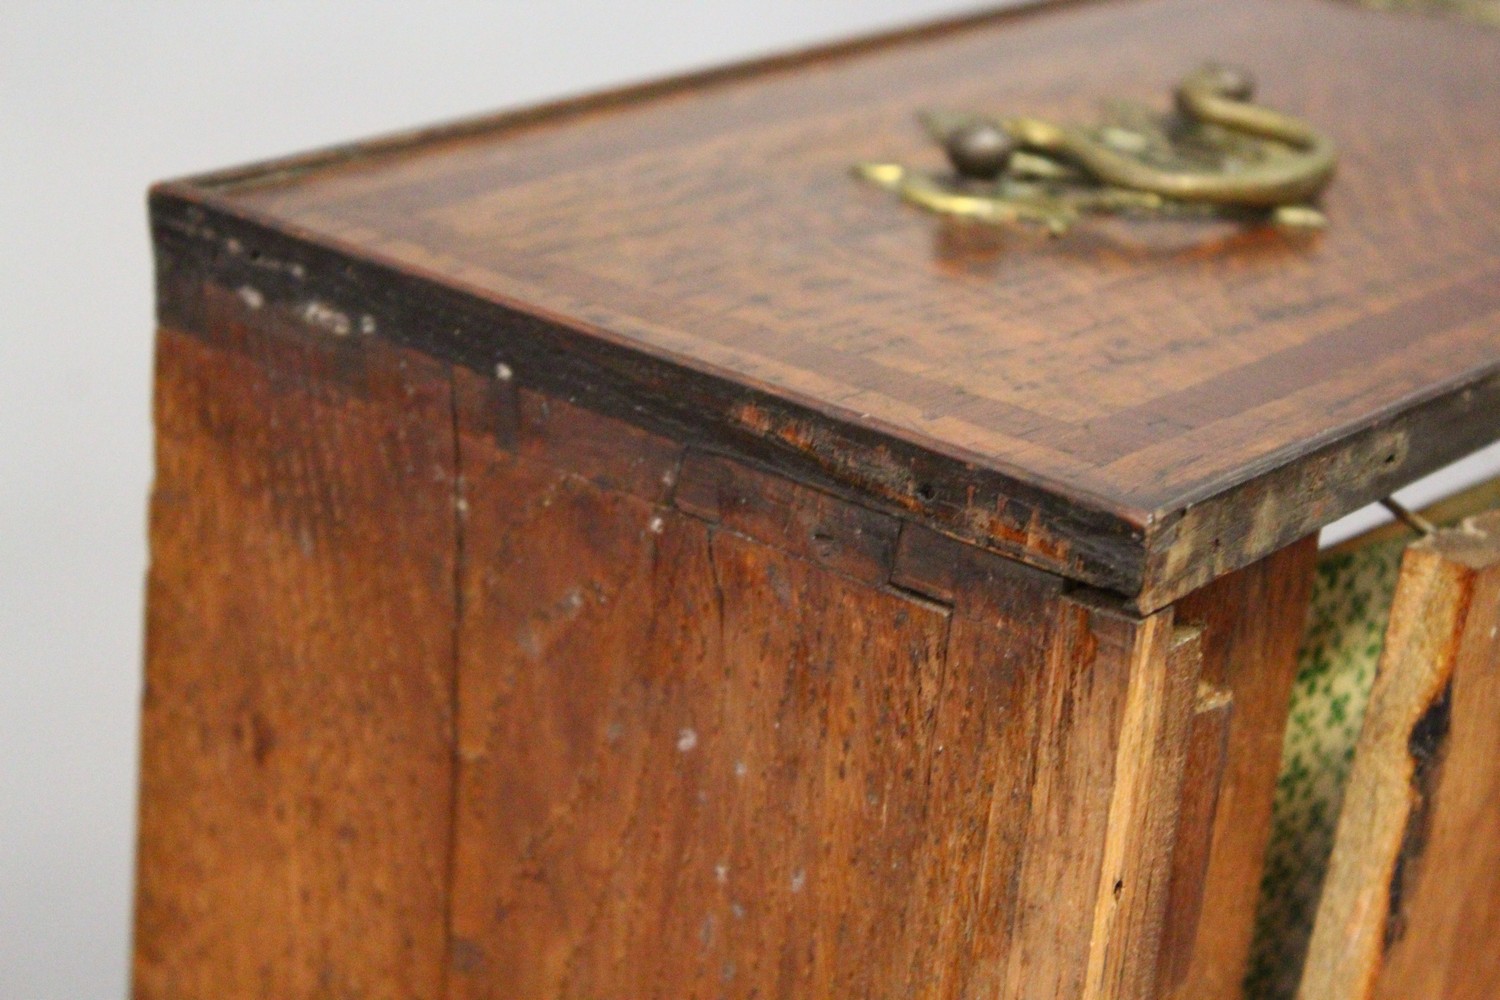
[151,0,1500,610]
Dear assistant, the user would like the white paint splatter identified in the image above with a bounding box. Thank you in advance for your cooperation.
[790,869,806,893]
[649,516,665,534]
[677,728,698,753]
[733,760,748,779]
[715,863,729,883]
[495,362,514,381]
[236,285,264,310]
[301,300,352,336]
[359,314,377,335]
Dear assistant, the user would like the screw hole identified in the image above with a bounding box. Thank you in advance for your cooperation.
[916,482,937,502]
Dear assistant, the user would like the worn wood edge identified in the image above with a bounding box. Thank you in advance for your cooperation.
[671,447,911,591]
[1421,507,1500,567]
[1081,616,1203,999]
[160,0,1092,195]
[890,520,1068,618]
[1295,513,1500,1000]
[150,188,1151,596]
[155,186,1500,612]
[1160,534,1319,1000]
[1140,378,1500,610]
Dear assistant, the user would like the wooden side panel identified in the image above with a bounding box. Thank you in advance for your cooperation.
[1161,536,1319,1000]
[134,325,459,999]
[135,308,1300,998]
[890,539,1066,999]
[445,418,1202,999]
[1299,511,1500,1000]
[444,405,957,998]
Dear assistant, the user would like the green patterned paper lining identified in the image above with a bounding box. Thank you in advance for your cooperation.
[1243,534,1409,999]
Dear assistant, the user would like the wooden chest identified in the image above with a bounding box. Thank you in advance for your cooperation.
[135,0,1500,997]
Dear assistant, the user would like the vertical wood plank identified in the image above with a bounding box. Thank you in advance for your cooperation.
[1162,536,1319,1000]
[893,543,1065,1000]
[1083,623,1203,999]
[1001,595,1200,1000]
[1299,511,1500,1000]
[134,323,458,999]
[1155,682,1233,991]
[445,379,693,996]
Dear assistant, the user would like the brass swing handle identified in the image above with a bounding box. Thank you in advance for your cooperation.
[858,63,1340,234]
[992,65,1336,208]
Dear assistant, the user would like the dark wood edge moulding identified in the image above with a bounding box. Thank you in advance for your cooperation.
[148,0,1500,612]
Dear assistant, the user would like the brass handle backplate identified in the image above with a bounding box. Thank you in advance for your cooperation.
[854,63,1337,235]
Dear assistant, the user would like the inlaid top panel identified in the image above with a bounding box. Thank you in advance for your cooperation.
[155,0,1500,608]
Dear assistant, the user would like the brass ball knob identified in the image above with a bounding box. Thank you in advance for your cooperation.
[1207,64,1256,101]
[944,122,1015,181]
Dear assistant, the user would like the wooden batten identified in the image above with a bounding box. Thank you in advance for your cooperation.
[1299,510,1500,1000]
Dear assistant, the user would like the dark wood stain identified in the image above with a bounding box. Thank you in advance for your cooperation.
[1384,680,1453,951]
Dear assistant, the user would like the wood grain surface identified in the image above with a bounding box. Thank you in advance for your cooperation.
[1299,510,1500,1000]
[137,274,1322,994]
[135,318,459,998]
[151,0,1500,609]
[440,373,1210,998]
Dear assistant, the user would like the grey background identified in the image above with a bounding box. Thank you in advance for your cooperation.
[2,3,1497,998]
